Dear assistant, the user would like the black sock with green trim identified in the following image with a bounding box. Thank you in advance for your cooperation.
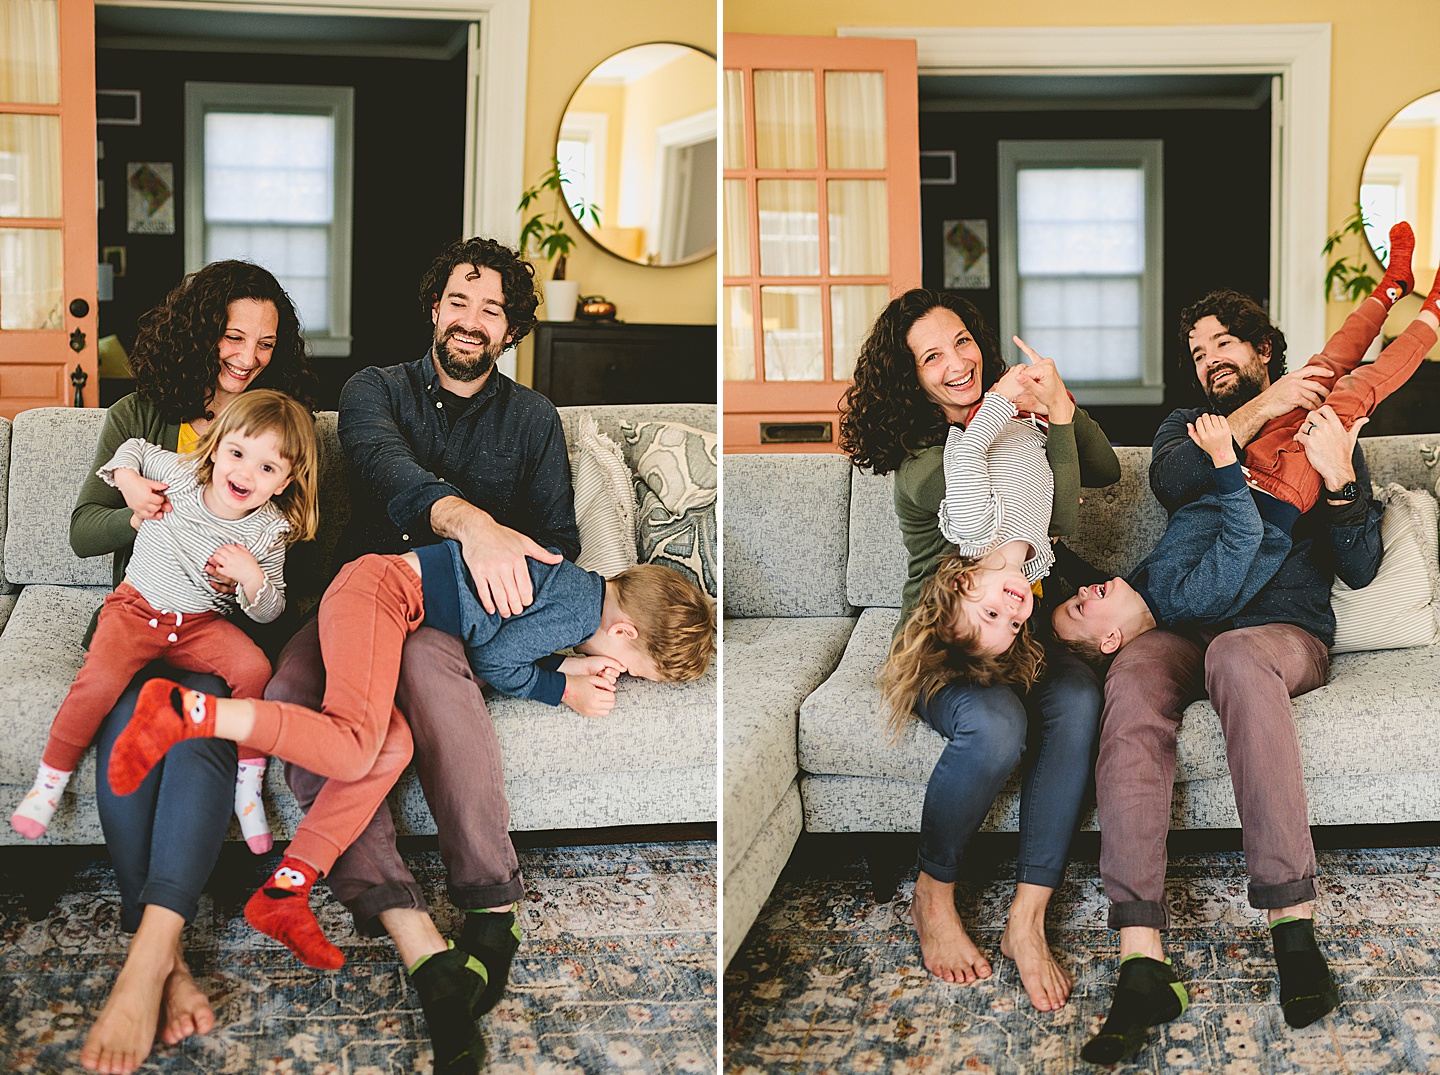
[1081,954,1189,1066]
[410,944,488,1075]
[1270,917,1339,1028]
[459,907,522,1017]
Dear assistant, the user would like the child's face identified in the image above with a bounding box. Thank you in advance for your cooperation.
[207,429,293,520]
[1051,578,1144,653]
[953,560,1034,656]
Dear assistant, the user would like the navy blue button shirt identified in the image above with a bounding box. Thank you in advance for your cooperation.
[336,351,580,564]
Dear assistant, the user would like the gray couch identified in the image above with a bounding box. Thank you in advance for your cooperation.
[0,403,716,848]
[722,436,1440,966]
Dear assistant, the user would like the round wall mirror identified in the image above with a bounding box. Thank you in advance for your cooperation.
[557,42,717,267]
[1362,89,1440,279]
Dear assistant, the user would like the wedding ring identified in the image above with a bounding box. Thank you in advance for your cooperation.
[1306,422,1316,434]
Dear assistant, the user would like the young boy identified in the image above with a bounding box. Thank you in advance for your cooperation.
[1054,223,1440,666]
[107,543,716,979]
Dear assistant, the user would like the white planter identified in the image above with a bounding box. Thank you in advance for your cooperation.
[543,280,581,322]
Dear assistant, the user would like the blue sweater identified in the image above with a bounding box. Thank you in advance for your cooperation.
[414,540,604,706]
[1129,463,1293,628]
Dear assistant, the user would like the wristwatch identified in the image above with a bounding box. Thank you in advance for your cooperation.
[1326,479,1361,503]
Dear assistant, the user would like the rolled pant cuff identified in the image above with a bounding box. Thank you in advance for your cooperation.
[450,874,525,910]
[1107,899,1168,930]
[1016,864,1064,890]
[135,882,201,931]
[916,856,957,885]
[345,880,429,937]
[1248,876,1316,909]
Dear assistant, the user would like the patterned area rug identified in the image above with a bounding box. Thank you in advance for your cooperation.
[725,841,1440,1073]
[0,840,716,1074]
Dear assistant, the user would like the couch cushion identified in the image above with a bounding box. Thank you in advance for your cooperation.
[1356,433,1440,491]
[7,409,113,587]
[846,469,907,608]
[0,418,14,594]
[1329,484,1440,652]
[723,453,854,618]
[621,419,717,595]
[723,615,856,867]
[567,415,637,578]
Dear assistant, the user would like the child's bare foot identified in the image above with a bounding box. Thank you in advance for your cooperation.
[910,871,991,984]
[1000,917,1072,1011]
[80,948,173,1074]
[158,950,214,1046]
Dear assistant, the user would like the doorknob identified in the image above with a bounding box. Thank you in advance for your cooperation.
[69,298,90,318]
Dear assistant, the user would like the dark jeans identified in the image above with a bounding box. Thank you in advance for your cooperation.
[94,663,237,933]
[270,619,524,932]
[915,642,1101,888]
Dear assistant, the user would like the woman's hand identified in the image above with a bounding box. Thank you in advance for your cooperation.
[1011,337,1075,424]
[112,467,171,522]
[559,654,625,685]
[1296,405,1364,495]
[207,544,263,601]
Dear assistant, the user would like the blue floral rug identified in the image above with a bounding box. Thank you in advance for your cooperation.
[0,840,716,1074]
[725,842,1440,1073]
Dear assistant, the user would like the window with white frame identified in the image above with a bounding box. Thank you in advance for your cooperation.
[558,112,607,220]
[184,82,354,356]
[998,140,1163,405]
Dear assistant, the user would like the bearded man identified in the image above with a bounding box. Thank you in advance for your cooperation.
[1079,288,1387,1064]
[263,237,578,1074]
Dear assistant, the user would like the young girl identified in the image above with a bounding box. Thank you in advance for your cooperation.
[9,389,318,848]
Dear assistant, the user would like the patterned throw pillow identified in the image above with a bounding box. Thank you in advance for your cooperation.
[619,420,717,596]
[567,416,638,578]
[1329,483,1440,653]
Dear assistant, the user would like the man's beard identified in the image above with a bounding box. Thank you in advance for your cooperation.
[1204,363,1268,415]
[434,327,505,383]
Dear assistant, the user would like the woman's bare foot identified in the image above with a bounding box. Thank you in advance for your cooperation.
[158,949,214,1046]
[80,947,174,1074]
[1000,918,1072,1011]
[910,871,991,984]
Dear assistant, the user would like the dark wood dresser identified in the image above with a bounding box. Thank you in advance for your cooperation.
[531,321,716,407]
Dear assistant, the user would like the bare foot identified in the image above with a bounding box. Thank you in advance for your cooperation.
[1000,918,1072,1011]
[158,951,215,1046]
[910,872,991,984]
[80,950,173,1074]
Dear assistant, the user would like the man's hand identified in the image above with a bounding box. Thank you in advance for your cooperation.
[1223,364,1336,447]
[559,654,624,686]
[561,673,617,717]
[431,496,564,617]
[112,467,171,522]
[1186,413,1237,467]
[1296,405,1365,495]
[1010,337,1076,424]
[207,544,264,602]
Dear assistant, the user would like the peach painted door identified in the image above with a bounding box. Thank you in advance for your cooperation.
[723,34,919,453]
[0,0,98,417]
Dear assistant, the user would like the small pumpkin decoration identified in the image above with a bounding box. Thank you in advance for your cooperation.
[577,295,617,320]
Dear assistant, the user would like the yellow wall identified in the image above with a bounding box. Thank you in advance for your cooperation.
[519,0,717,383]
[725,0,1440,345]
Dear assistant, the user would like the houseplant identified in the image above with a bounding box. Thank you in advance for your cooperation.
[1324,201,1384,304]
[518,158,601,321]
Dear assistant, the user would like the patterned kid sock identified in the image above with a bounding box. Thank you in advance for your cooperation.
[1270,917,1339,1028]
[10,763,73,839]
[458,907,522,1016]
[107,678,218,796]
[243,856,344,970]
[234,758,273,854]
[1374,221,1416,308]
[410,944,489,1075]
[1080,954,1189,1066]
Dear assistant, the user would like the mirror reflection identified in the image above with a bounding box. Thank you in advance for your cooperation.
[1362,89,1440,285]
[558,42,717,267]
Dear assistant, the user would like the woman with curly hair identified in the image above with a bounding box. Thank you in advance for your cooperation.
[839,288,1119,1012]
[69,260,317,1074]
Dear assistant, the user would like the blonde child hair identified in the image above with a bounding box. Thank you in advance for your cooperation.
[608,565,716,683]
[879,551,1046,738]
[189,389,319,543]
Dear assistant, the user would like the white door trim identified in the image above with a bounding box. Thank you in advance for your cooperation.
[841,22,1332,362]
[97,0,531,245]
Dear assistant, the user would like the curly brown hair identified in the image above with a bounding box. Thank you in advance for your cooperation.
[1177,288,1288,385]
[839,289,1005,475]
[418,237,539,351]
[129,261,318,423]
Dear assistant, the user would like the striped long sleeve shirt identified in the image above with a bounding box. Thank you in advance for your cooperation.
[937,391,1055,583]
[98,439,290,622]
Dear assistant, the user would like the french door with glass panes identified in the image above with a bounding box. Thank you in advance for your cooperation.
[722,34,920,453]
[0,0,98,417]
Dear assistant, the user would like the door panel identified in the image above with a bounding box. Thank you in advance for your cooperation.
[723,33,919,453]
[0,0,98,417]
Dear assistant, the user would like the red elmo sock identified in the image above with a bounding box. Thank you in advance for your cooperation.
[1375,221,1415,308]
[244,856,344,970]
[107,678,217,796]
